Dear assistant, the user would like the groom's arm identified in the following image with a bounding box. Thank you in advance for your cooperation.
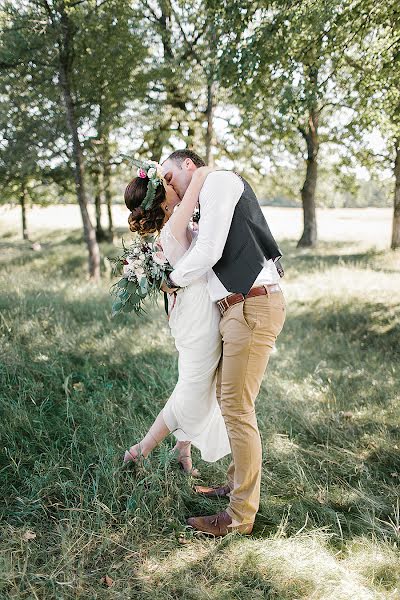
[169,171,244,288]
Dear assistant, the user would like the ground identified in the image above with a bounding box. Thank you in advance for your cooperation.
[0,205,399,599]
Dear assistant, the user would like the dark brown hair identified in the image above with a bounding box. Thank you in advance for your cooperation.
[166,149,206,168]
[124,176,166,235]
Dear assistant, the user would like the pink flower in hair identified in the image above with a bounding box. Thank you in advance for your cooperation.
[138,168,147,179]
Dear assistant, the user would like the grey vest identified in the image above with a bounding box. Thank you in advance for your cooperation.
[212,175,284,295]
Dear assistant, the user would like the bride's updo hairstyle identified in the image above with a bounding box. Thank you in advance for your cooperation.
[124,176,166,235]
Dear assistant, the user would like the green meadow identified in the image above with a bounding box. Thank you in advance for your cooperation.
[0,207,399,599]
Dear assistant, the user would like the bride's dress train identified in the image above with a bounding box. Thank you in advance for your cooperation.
[160,221,230,463]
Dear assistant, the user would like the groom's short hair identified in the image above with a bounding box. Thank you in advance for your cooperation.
[166,149,206,168]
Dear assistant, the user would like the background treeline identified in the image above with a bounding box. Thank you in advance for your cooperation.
[0,0,399,278]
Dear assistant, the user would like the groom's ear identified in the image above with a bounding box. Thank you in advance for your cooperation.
[183,158,197,172]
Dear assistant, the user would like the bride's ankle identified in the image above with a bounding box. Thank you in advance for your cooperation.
[174,441,191,459]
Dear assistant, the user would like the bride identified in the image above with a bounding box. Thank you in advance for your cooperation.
[123,163,230,474]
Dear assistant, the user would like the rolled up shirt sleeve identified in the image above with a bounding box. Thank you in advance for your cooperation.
[170,171,244,287]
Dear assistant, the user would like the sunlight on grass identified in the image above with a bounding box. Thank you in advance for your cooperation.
[136,533,398,599]
[1,214,399,598]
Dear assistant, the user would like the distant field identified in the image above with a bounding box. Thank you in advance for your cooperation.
[0,204,394,249]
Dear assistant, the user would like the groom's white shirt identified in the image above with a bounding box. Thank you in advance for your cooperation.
[170,171,280,302]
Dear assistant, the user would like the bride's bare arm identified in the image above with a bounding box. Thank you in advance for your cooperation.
[168,166,214,244]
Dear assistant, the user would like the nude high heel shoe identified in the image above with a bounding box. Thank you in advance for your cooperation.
[173,442,201,477]
[123,428,163,466]
[123,442,144,464]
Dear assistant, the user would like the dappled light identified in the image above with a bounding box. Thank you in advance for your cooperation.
[1,0,400,595]
[1,213,399,597]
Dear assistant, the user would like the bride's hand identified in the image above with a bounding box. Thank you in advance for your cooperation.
[166,165,215,245]
[192,166,215,183]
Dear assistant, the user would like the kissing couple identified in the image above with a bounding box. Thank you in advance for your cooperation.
[123,149,286,537]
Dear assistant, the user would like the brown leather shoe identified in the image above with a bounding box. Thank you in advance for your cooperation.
[194,485,231,498]
[187,510,253,537]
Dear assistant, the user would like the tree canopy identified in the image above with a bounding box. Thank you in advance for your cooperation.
[1,0,399,275]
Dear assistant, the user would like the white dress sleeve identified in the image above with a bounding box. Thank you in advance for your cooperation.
[160,220,192,267]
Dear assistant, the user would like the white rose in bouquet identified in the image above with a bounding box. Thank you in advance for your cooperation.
[153,251,168,265]
[135,267,145,278]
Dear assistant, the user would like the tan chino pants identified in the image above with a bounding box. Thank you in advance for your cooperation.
[216,290,286,527]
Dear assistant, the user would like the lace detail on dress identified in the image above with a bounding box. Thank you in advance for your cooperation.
[160,221,194,267]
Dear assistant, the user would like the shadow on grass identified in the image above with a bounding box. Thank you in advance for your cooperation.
[1,241,400,597]
[281,296,400,373]
[135,535,281,599]
[278,240,399,277]
[2,235,397,284]
[0,231,118,278]
[3,232,400,598]
[2,279,399,529]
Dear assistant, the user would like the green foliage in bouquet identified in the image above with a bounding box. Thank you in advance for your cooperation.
[108,237,172,317]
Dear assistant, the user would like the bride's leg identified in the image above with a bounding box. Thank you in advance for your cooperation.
[124,410,170,463]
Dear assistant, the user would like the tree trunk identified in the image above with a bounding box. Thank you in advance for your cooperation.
[148,133,165,163]
[297,110,319,248]
[94,171,106,242]
[157,0,188,152]
[205,80,216,166]
[391,139,400,250]
[58,11,100,280]
[20,186,29,241]
[102,137,114,243]
[104,162,114,243]
[94,190,102,238]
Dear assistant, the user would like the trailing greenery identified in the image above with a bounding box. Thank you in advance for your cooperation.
[1,214,399,599]
[109,237,172,317]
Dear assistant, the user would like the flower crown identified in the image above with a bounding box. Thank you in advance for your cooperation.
[131,159,164,211]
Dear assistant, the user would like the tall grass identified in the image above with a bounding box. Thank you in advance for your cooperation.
[0,223,399,599]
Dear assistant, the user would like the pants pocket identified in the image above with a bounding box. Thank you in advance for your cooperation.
[241,300,258,331]
[246,294,286,337]
[267,301,286,337]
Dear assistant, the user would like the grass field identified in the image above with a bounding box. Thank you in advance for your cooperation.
[1,206,399,599]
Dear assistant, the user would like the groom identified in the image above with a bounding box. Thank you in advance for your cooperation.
[162,149,286,536]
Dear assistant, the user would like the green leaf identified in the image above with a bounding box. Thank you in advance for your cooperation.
[112,300,123,316]
[122,302,135,313]
[117,278,129,289]
[140,277,148,292]
[127,280,138,293]
[119,290,131,301]
[141,181,160,210]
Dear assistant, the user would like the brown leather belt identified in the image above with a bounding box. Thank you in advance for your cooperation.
[217,284,281,316]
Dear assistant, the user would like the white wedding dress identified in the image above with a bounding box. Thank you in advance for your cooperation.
[160,221,231,462]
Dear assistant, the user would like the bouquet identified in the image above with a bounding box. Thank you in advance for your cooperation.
[109,238,172,316]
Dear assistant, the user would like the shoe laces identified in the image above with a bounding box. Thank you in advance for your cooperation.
[210,513,222,528]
